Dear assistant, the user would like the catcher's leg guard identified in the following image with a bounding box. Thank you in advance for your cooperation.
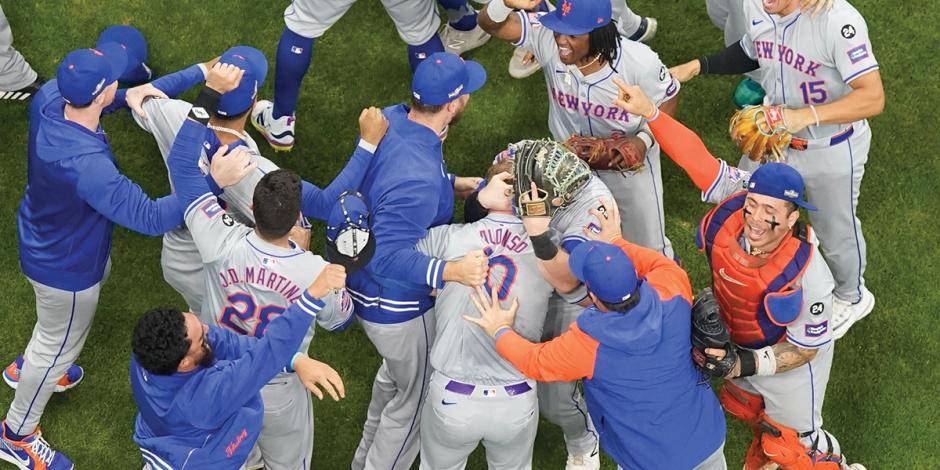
[719,381,764,426]
[719,382,772,470]
[758,414,844,469]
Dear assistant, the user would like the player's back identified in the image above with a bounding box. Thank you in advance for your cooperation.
[200,228,350,354]
[418,214,553,385]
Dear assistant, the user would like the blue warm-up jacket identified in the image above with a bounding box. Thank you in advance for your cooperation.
[131,292,325,470]
[18,66,205,291]
[347,104,455,324]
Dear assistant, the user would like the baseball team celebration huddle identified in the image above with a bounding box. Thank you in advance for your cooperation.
[0,0,886,468]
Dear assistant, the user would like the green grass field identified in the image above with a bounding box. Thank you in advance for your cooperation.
[0,1,937,468]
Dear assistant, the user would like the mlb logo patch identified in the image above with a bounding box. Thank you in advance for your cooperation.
[481,388,497,397]
[847,44,869,64]
[805,321,828,337]
[290,46,304,55]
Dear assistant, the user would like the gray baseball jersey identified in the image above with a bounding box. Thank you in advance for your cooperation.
[284,0,439,45]
[514,11,678,258]
[738,0,878,302]
[417,213,554,385]
[133,97,281,313]
[416,214,549,470]
[184,192,353,470]
[703,160,841,453]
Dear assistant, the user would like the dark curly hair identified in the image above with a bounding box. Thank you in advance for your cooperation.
[588,21,621,73]
[253,169,302,240]
[132,306,190,375]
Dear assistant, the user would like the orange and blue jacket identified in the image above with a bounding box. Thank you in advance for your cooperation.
[495,239,726,470]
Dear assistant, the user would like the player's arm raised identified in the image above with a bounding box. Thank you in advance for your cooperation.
[479,0,541,42]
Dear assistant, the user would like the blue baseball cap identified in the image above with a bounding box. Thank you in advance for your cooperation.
[568,241,638,305]
[216,46,268,117]
[96,25,147,80]
[56,44,128,106]
[540,0,612,36]
[411,52,486,106]
[748,163,817,211]
[325,191,375,274]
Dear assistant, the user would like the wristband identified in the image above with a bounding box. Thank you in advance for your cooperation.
[286,352,302,373]
[636,130,654,150]
[493,324,513,339]
[487,0,513,23]
[530,232,559,260]
[809,105,820,127]
[188,87,222,124]
[736,348,757,378]
[754,346,777,376]
[697,56,709,75]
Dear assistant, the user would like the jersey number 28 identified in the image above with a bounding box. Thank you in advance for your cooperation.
[219,291,285,338]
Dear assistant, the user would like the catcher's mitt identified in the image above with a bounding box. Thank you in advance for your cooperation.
[563,132,646,173]
[729,105,793,163]
[510,139,590,218]
[691,288,738,378]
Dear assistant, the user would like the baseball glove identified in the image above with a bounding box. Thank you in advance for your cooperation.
[563,132,646,173]
[511,139,590,218]
[690,288,738,378]
[729,105,793,163]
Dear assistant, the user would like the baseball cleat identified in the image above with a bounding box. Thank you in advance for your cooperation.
[565,442,600,470]
[3,356,83,393]
[509,47,540,79]
[1,78,43,102]
[831,287,875,340]
[251,100,295,152]
[0,422,74,470]
[440,23,491,56]
[627,17,658,43]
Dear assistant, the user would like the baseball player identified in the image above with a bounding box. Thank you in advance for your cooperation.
[160,64,387,470]
[131,274,346,470]
[130,46,379,316]
[467,140,624,469]
[0,4,41,101]
[251,0,446,152]
[464,230,727,470]
[611,84,866,469]
[669,0,884,339]
[346,52,489,470]
[479,0,680,261]
[0,44,194,470]
[416,162,570,470]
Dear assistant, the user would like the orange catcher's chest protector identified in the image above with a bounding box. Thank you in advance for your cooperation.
[696,192,814,349]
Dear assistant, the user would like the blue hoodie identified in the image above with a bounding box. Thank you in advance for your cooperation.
[347,104,456,324]
[18,66,205,291]
[496,239,726,469]
[131,292,325,470]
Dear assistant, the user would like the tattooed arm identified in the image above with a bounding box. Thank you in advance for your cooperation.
[705,341,819,378]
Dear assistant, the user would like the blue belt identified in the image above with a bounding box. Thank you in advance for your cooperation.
[789,125,854,151]
[445,379,532,397]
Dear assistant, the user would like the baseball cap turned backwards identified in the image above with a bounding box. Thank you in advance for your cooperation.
[568,241,638,305]
[216,46,269,117]
[540,0,612,35]
[411,52,486,106]
[748,163,817,211]
[56,44,128,106]
[96,25,148,81]
[325,191,376,274]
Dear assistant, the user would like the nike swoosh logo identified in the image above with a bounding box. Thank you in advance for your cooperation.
[1,441,31,466]
[752,20,764,25]
[441,400,457,406]
[718,268,748,287]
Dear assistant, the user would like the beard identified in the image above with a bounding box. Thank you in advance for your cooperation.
[198,344,215,368]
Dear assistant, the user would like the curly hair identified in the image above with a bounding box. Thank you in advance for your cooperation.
[588,22,621,73]
[253,169,302,240]
[132,306,190,375]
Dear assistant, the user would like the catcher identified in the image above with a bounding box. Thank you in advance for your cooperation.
[611,82,866,470]
[467,139,618,468]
